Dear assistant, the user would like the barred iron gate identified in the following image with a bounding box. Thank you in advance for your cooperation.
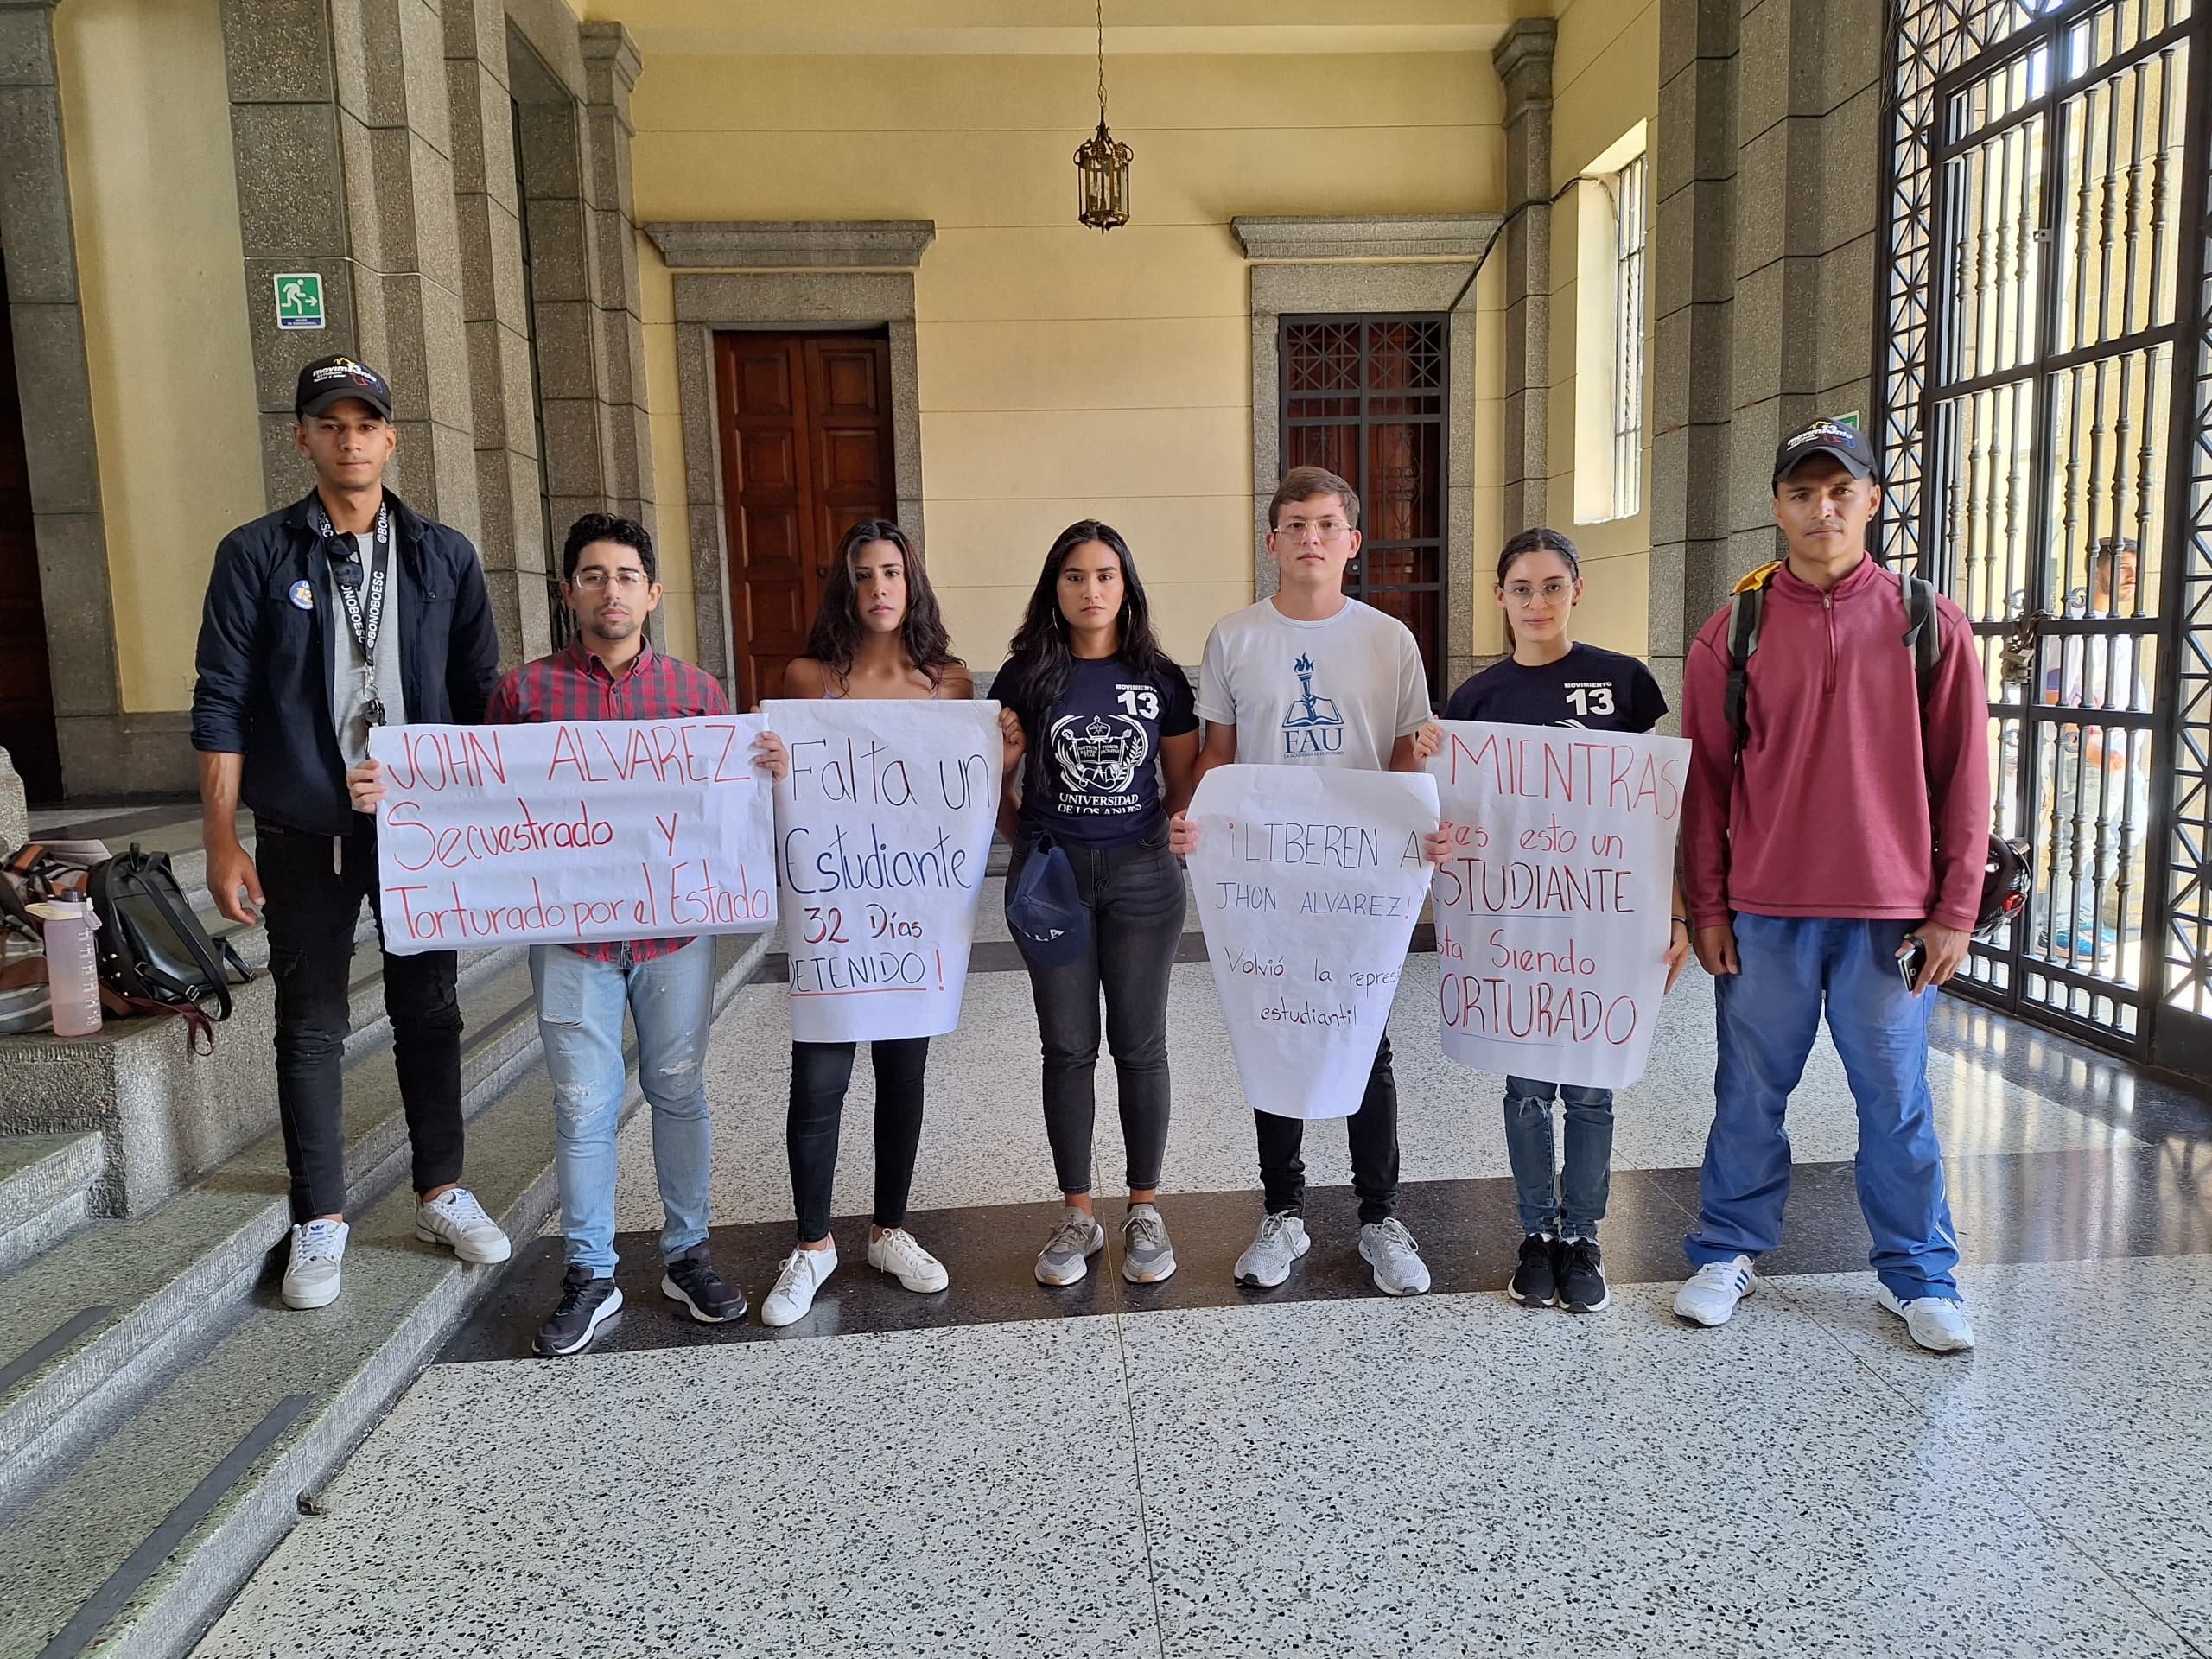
[1877,0,2212,1071]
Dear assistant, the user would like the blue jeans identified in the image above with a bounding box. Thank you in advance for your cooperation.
[1502,1076,1613,1237]
[531,938,717,1277]
[1687,914,1961,1301]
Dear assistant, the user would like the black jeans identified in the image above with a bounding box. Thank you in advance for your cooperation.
[787,1037,930,1243]
[1006,830,1186,1194]
[257,814,465,1220]
[1253,1034,1400,1224]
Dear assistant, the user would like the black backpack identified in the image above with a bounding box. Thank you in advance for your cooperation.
[1720,562,2031,941]
[86,846,254,1049]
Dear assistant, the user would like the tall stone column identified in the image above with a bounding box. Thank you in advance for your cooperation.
[0,0,124,796]
[1647,0,1740,706]
[219,0,480,534]
[1491,19,1556,536]
[581,22,653,534]
[446,0,550,662]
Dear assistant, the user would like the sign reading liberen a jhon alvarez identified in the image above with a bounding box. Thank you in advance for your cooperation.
[1186,764,1437,1122]
[765,698,1001,1045]
[369,716,777,953]
[1427,721,1690,1090]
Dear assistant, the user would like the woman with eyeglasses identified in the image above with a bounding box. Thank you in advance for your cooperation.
[763,519,983,1328]
[1440,527,1688,1316]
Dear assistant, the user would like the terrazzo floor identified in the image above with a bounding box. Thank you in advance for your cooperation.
[191,877,2212,1658]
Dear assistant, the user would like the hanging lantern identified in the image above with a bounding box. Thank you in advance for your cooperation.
[1075,118,1132,232]
[1075,0,1130,232]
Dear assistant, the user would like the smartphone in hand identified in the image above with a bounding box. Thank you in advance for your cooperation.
[1897,934,1929,995]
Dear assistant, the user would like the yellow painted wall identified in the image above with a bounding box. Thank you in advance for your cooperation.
[1543,0,1657,659]
[55,0,265,714]
[637,232,699,665]
[624,41,1503,671]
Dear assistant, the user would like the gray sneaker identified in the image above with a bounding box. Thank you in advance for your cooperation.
[1035,1207,1106,1286]
[1234,1212,1310,1288]
[1359,1218,1432,1296]
[1121,1203,1178,1283]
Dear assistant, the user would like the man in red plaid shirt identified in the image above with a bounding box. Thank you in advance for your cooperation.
[353,512,786,1356]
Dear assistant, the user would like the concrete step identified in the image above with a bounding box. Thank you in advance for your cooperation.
[0,951,545,1506]
[0,931,765,1659]
[0,1134,103,1274]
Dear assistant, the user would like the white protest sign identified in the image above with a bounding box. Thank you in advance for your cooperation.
[765,698,1001,1044]
[369,716,776,954]
[1428,721,1689,1089]
[1186,764,1438,1121]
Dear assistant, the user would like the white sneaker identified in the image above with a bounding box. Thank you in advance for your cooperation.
[1878,1285,1975,1353]
[868,1227,949,1294]
[1234,1212,1310,1288]
[415,1186,512,1264]
[282,1219,348,1310]
[1674,1255,1758,1326]
[762,1243,838,1327]
[1358,1217,1432,1297]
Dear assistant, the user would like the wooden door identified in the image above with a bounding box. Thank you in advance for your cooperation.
[0,243,60,800]
[713,331,897,709]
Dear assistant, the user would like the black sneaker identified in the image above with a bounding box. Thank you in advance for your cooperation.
[536,1264,624,1356]
[1557,1236,1611,1313]
[661,1244,747,1323]
[1508,1233,1559,1306]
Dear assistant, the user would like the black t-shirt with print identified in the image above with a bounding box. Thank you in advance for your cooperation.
[997,656,1198,846]
[1441,642,1668,734]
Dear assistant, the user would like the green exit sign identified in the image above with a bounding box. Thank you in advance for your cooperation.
[273,272,325,331]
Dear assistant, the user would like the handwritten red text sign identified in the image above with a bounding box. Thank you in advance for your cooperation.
[1427,721,1690,1090]
[368,716,776,953]
[765,698,1001,1043]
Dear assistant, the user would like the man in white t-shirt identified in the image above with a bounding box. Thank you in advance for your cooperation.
[1171,464,1446,1296]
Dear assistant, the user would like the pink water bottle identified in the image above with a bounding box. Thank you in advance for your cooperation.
[30,899,101,1037]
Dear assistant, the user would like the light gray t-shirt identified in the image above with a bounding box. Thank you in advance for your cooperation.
[1196,596,1430,771]
[321,530,407,770]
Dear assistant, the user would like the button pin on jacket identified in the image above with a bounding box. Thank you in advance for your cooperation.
[289,580,315,611]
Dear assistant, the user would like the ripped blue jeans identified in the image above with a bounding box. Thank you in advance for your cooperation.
[530,938,717,1276]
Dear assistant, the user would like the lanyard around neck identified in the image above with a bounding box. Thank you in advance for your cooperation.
[314,499,391,663]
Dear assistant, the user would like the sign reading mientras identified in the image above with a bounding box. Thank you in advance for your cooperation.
[368,716,778,953]
[1427,721,1689,1089]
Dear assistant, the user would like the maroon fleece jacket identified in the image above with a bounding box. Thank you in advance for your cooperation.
[1681,555,1993,933]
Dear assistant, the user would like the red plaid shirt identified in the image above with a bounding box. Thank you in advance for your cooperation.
[486,638,733,962]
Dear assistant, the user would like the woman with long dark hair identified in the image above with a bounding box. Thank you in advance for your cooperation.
[1440,526,1689,1315]
[996,520,1198,1286]
[764,520,980,1326]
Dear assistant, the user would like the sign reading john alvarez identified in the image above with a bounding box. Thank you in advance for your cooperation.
[1427,721,1689,1090]
[370,715,777,953]
[765,698,1001,1043]
[1186,763,1438,1122]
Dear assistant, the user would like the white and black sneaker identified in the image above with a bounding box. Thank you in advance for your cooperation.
[537,1265,624,1356]
[1507,1233,1559,1306]
[1555,1236,1611,1313]
[661,1244,746,1323]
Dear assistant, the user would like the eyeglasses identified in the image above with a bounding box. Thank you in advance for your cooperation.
[1503,581,1573,606]
[571,569,650,591]
[1274,518,1351,543]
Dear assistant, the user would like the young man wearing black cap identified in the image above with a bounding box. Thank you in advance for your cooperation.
[193,355,511,1310]
[1672,417,1992,1352]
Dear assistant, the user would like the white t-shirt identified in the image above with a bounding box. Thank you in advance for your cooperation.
[1196,597,1430,771]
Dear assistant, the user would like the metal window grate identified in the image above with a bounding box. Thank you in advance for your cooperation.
[1612,153,1648,521]
[1278,315,1450,696]
[1874,0,2212,1070]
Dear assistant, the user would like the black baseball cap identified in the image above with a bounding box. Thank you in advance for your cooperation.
[1772,417,1877,491]
[295,355,393,422]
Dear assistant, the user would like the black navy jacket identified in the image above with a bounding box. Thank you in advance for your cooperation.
[191,489,500,838]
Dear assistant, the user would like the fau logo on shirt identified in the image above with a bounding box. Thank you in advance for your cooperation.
[1281,653,1344,757]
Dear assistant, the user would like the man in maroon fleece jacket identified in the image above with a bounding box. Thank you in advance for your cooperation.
[1670,417,1991,1355]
